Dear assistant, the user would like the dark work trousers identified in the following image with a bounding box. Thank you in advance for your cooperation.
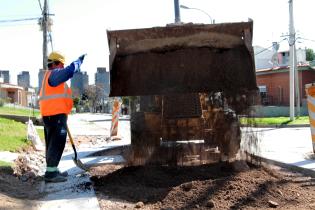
[42,114,68,168]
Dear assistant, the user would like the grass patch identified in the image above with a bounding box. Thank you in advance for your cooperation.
[0,106,40,117]
[0,117,30,152]
[0,160,12,167]
[240,116,310,126]
[0,117,44,152]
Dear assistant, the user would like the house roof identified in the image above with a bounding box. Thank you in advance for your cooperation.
[0,82,24,90]
[256,64,315,75]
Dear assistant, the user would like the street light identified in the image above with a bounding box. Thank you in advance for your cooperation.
[180,5,214,24]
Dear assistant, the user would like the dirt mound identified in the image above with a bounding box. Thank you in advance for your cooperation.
[13,147,45,181]
[91,162,315,210]
[0,146,45,209]
[0,165,44,210]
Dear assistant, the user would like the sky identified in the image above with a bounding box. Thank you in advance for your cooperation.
[0,0,315,87]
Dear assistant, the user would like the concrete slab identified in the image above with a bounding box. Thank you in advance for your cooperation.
[0,151,18,162]
[39,174,99,210]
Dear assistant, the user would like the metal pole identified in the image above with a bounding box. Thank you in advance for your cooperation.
[289,0,295,120]
[294,45,300,117]
[42,0,48,70]
[174,0,181,23]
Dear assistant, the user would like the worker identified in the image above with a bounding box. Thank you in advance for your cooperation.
[39,51,85,182]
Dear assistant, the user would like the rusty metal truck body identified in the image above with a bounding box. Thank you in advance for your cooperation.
[107,21,257,165]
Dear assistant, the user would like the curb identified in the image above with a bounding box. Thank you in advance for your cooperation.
[241,124,310,128]
[0,114,43,126]
[245,152,315,178]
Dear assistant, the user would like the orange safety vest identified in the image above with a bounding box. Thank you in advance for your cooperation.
[39,70,73,116]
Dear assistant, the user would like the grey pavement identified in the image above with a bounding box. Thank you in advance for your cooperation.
[0,151,19,162]
[241,126,315,173]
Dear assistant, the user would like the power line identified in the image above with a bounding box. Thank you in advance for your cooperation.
[0,17,39,23]
[0,22,38,28]
[299,37,315,43]
[254,38,286,55]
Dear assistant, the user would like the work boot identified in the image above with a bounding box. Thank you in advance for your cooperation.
[57,170,68,177]
[44,171,67,183]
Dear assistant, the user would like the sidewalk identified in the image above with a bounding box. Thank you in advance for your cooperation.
[242,126,315,176]
[37,113,130,210]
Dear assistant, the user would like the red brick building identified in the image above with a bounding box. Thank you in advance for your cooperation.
[256,65,315,106]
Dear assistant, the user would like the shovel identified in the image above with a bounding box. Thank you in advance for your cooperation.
[66,126,90,171]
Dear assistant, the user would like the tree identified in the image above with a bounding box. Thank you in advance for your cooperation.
[73,97,80,112]
[83,84,105,113]
[306,48,315,61]
[83,85,98,112]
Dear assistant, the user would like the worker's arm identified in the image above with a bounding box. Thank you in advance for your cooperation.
[48,55,85,87]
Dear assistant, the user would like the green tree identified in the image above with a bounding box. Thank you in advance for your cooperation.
[306,48,315,61]
[73,97,80,107]
[73,97,80,112]
[122,97,129,106]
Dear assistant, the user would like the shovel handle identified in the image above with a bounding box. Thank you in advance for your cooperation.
[66,126,78,160]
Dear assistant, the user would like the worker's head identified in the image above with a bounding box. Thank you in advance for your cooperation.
[48,51,65,70]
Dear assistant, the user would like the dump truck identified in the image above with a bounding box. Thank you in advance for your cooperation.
[107,21,258,166]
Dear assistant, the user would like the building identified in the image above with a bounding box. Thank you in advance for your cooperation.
[254,44,306,70]
[277,48,306,67]
[0,83,26,106]
[17,71,30,88]
[256,64,315,106]
[95,67,110,96]
[71,71,89,97]
[0,70,10,83]
[255,44,311,106]
[254,46,274,70]
[38,69,45,91]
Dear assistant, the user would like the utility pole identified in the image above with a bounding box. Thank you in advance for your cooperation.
[174,0,181,24]
[42,0,48,70]
[294,44,300,117]
[289,0,295,121]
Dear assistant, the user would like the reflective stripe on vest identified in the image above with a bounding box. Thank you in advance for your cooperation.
[39,71,72,101]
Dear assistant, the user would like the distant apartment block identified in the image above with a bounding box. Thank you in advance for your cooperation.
[17,71,30,88]
[38,69,45,91]
[71,71,89,97]
[95,67,110,96]
[0,70,10,83]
